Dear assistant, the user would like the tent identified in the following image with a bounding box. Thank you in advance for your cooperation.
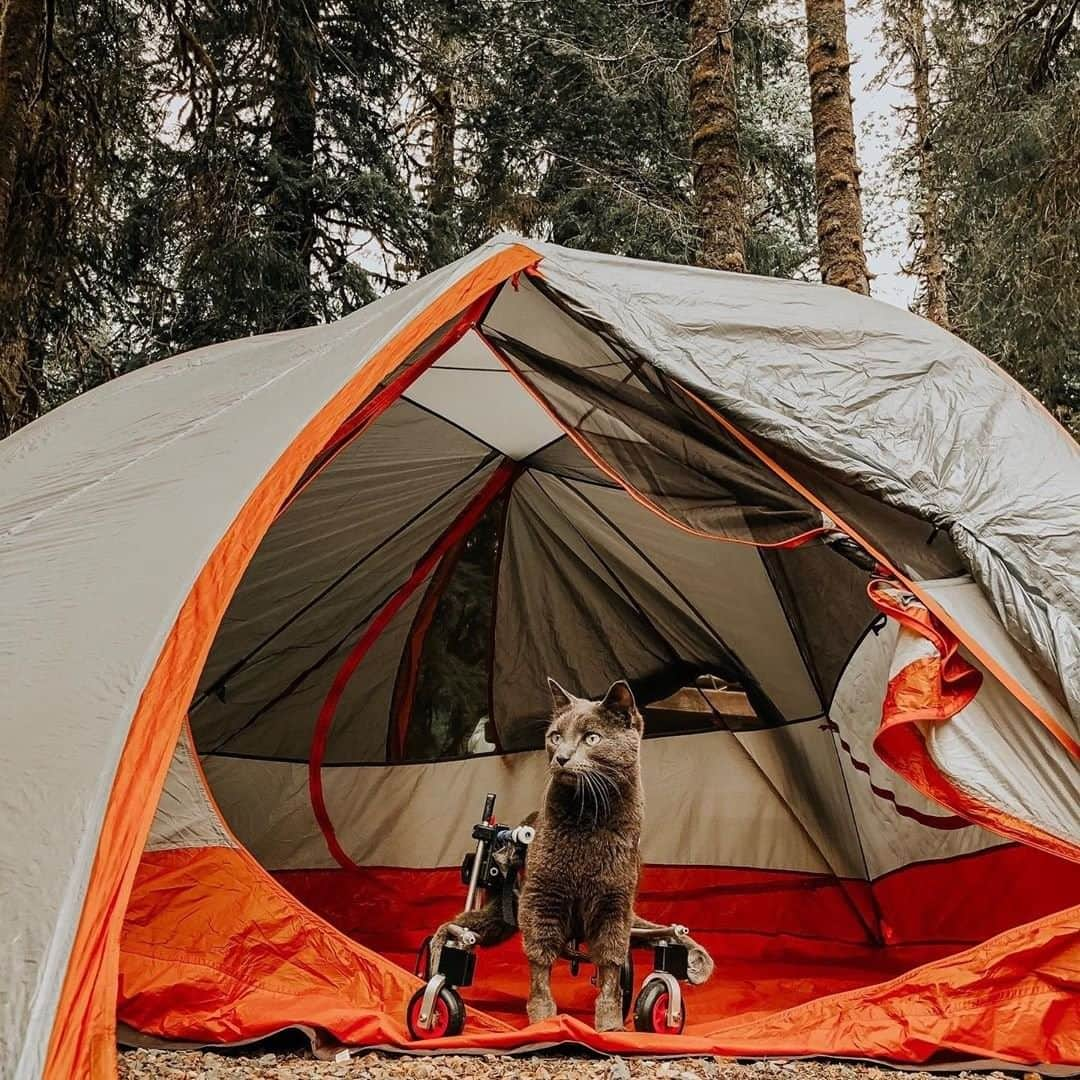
[2,235,1078,1080]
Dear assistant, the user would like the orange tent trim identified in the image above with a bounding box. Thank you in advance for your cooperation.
[42,243,542,1080]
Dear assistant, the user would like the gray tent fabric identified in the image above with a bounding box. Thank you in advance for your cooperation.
[497,238,1079,732]
[191,407,500,761]
[2,233,1077,1078]
[0,244,508,1079]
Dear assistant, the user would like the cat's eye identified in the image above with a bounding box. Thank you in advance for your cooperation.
[584,732,601,746]
[549,732,561,744]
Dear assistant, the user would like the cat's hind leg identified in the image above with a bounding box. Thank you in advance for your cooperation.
[631,912,715,985]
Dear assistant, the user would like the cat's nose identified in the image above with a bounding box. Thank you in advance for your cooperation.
[554,750,572,766]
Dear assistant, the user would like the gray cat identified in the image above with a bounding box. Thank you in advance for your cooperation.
[429,678,713,1032]
[520,678,645,1029]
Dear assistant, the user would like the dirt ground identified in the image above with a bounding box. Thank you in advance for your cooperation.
[118,1051,1023,1080]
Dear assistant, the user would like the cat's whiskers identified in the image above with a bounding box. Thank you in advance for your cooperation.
[587,763,626,801]
[588,770,607,822]
[574,766,618,823]
[601,773,618,820]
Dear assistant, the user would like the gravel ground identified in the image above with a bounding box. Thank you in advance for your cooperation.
[118,1051,1030,1080]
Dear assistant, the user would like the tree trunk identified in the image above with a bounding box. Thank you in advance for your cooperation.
[908,0,949,327]
[424,42,458,272]
[0,0,45,436]
[689,0,746,272]
[804,0,870,294]
[269,0,318,330]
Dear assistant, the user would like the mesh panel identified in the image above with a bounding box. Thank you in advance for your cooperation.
[486,329,824,546]
[394,498,505,762]
[492,472,773,751]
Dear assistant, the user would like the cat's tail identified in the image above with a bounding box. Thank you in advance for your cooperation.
[631,913,715,985]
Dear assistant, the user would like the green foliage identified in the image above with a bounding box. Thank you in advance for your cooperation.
[7,0,156,410]
[10,0,1076,437]
[129,0,420,354]
[413,0,816,274]
[14,0,817,414]
[932,0,1080,434]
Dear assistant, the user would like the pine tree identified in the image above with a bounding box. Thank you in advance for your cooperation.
[0,0,153,434]
[933,0,1079,433]
[690,0,748,271]
[877,0,948,326]
[268,0,320,328]
[135,0,418,355]
[803,0,870,293]
[415,5,462,272]
[906,0,948,327]
[0,0,47,433]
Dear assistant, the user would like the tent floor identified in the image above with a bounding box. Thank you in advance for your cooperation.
[117,846,1078,1058]
[273,844,1080,1033]
[377,935,953,1032]
[274,864,993,1032]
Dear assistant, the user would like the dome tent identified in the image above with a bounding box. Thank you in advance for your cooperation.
[0,235,1077,1080]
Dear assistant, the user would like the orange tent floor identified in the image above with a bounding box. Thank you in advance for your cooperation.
[276,844,1078,1033]
[378,935,952,1033]
[119,844,1080,1063]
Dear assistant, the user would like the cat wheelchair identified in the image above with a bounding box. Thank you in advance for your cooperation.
[405,793,696,1039]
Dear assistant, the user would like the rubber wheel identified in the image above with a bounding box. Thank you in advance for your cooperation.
[633,980,685,1035]
[619,952,635,1019]
[406,984,466,1040]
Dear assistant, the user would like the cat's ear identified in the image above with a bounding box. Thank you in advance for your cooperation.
[548,677,574,712]
[601,679,636,720]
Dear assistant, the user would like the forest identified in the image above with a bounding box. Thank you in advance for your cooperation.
[0,0,1076,443]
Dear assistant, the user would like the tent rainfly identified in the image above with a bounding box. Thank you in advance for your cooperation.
[2,236,1078,1080]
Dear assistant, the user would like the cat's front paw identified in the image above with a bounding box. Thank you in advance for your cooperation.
[594,997,625,1032]
[527,993,557,1024]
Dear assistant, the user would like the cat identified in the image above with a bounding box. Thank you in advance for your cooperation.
[519,677,645,1030]
[428,677,713,1032]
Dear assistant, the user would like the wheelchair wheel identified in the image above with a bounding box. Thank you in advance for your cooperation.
[619,951,635,1019]
[633,979,685,1035]
[406,984,465,1040]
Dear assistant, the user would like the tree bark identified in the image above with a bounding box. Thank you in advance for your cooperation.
[269,0,318,329]
[908,0,949,327]
[0,0,45,435]
[424,60,457,271]
[689,0,747,272]
[804,0,870,294]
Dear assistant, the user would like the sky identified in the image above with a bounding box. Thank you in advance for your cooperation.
[847,0,918,310]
